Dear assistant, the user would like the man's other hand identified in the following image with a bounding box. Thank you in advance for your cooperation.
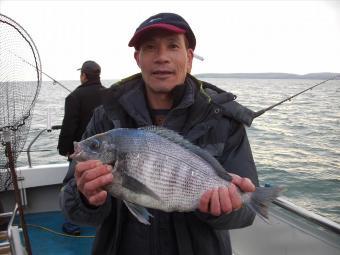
[198,174,255,216]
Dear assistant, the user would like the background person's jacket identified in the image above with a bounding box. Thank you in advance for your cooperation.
[57,80,104,156]
[60,74,259,255]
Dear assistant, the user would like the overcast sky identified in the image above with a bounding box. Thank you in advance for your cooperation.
[1,0,339,80]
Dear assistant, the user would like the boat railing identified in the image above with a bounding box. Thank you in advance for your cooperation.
[20,124,340,237]
[0,203,26,255]
[26,125,61,168]
[274,196,340,235]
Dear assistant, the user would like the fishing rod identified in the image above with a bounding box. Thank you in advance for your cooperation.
[6,49,72,92]
[253,74,340,118]
[39,68,72,92]
[224,74,340,127]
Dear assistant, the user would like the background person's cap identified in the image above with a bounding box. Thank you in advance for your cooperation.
[77,60,101,75]
[128,13,196,50]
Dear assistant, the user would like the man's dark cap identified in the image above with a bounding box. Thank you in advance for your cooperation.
[128,13,196,50]
[77,60,101,75]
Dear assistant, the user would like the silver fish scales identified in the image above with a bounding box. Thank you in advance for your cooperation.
[72,126,281,224]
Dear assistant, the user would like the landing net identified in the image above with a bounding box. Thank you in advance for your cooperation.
[0,13,42,191]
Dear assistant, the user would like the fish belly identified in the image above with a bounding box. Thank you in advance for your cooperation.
[121,137,229,212]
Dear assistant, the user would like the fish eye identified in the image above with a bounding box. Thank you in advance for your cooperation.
[89,139,101,150]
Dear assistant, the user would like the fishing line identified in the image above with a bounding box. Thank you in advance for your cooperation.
[5,48,72,92]
[26,223,95,238]
[253,74,340,118]
[226,74,340,127]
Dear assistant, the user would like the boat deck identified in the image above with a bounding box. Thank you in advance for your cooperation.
[23,211,95,255]
[1,163,339,255]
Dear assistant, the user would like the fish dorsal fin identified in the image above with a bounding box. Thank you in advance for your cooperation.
[139,126,232,182]
[140,125,196,150]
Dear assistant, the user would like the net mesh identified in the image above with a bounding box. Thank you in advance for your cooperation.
[0,14,42,191]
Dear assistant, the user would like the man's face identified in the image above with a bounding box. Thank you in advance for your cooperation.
[80,72,87,84]
[134,31,194,94]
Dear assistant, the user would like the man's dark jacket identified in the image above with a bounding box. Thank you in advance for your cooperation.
[60,74,259,255]
[58,80,104,156]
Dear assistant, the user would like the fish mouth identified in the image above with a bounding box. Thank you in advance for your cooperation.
[70,151,87,161]
[70,142,86,161]
[70,151,84,161]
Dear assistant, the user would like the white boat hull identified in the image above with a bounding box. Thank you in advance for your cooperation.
[1,163,339,255]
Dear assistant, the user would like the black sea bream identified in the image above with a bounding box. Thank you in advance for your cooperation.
[71,126,281,224]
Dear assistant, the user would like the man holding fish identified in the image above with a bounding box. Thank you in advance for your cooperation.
[60,12,278,255]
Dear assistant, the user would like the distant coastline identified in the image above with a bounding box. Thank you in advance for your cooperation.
[194,72,340,80]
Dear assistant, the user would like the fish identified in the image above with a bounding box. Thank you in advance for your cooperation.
[71,126,281,225]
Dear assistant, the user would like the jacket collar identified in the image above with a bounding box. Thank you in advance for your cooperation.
[119,81,152,126]
[102,73,212,130]
[77,80,102,89]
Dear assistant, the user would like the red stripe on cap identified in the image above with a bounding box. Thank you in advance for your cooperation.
[128,23,186,47]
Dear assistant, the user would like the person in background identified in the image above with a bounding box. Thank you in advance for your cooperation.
[60,13,259,254]
[58,60,104,235]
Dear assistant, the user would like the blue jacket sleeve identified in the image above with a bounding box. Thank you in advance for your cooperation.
[59,106,115,226]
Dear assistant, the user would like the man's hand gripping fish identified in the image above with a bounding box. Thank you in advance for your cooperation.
[71,126,281,224]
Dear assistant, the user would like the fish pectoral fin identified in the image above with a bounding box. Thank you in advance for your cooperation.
[124,201,153,225]
[122,174,160,201]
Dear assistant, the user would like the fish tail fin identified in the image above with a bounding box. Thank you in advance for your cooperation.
[244,186,283,223]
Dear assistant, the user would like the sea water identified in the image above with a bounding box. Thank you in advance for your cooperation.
[17,78,340,224]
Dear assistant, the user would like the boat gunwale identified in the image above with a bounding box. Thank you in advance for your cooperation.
[273,196,340,235]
